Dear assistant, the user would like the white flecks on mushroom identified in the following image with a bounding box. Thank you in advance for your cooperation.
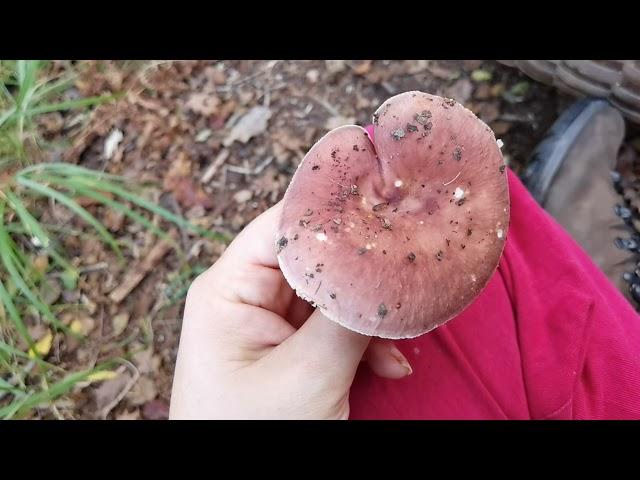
[394,179,403,188]
[496,139,504,149]
[419,220,424,225]
[413,347,421,355]
[316,232,328,242]
[453,187,465,200]
[497,228,504,239]
[365,243,373,250]
[471,274,477,282]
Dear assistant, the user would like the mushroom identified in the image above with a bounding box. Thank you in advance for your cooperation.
[275,91,510,339]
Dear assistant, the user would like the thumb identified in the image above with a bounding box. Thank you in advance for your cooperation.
[284,308,370,382]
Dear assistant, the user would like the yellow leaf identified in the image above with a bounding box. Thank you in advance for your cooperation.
[28,330,53,358]
[86,370,119,382]
[69,319,83,335]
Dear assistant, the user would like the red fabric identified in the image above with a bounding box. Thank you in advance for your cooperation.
[349,166,640,419]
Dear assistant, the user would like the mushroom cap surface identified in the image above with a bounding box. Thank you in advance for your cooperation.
[276,91,510,338]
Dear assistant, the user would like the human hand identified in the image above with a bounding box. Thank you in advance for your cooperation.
[169,201,413,419]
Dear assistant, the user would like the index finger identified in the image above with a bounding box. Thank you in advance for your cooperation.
[219,201,283,270]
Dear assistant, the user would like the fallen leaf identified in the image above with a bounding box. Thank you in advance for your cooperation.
[104,208,126,232]
[69,314,95,336]
[325,115,356,131]
[33,255,49,274]
[195,129,212,143]
[306,69,319,83]
[429,64,460,80]
[446,78,473,104]
[233,189,253,203]
[351,60,372,76]
[132,348,161,375]
[103,129,124,160]
[142,399,170,420]
[171,178,214,209]
[503,81,530,103]
[474,83,491,100]
[126,376,157,407]
[223,106,272,147]
[116,409,141,420]
[185,92,220,116]
[112,312,130,337]
[325,60,346,74]
[471,69,493,82]
[93,372,132,411]
[463,60,483,71]
[491,121,512,135]
[478,102,500,124]
[28,330,53,358]
[491,83,506,97]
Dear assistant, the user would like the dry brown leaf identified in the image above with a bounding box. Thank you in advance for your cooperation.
[112,312,130,336]
[351,60,372,76]
[93,372,132,411]
[132,348,161,375]
[142,399,170,420]
[185,92,220,116]
[325,115,355,131]
[115,409,141,420]
[126,376,158,407]
[223,106,271,147]
[446,78,473,104]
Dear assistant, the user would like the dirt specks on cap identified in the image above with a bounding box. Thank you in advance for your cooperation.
[304,208,314,216]
[435,250,444,261]
[276,236,288,253]
[406,124,418,133]
[407,252,416,263]
[357,247,368,255]
[378,303,388,318]
[391,128,405,141]
[453,146,462,161]
[415,110,432,125]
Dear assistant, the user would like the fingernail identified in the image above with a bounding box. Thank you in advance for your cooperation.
[389,346,413,376]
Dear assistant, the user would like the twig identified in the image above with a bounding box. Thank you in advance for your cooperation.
[100,361,140,420]
[223,156,274,177]
[108,231,177,304]
[201,149,230,184]
[309,95,341,117]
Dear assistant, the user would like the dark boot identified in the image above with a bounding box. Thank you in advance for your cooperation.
[522,98,630,298]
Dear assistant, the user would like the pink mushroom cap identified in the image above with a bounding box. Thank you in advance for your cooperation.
[275,91,510,339]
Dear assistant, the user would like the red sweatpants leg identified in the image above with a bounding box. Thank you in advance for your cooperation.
[349,170,640,419]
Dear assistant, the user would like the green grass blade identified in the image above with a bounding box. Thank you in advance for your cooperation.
[20,162,126,183]
[30,75,74,104]
[4,190,51,249]
[0,279,33,348]
[0,106,16,129]
[15,61,40,107]
[62,179,178,249]
[71,176,229,242]
[0,360,118,419]
[24,94,119,117]
[16,176,124,259]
